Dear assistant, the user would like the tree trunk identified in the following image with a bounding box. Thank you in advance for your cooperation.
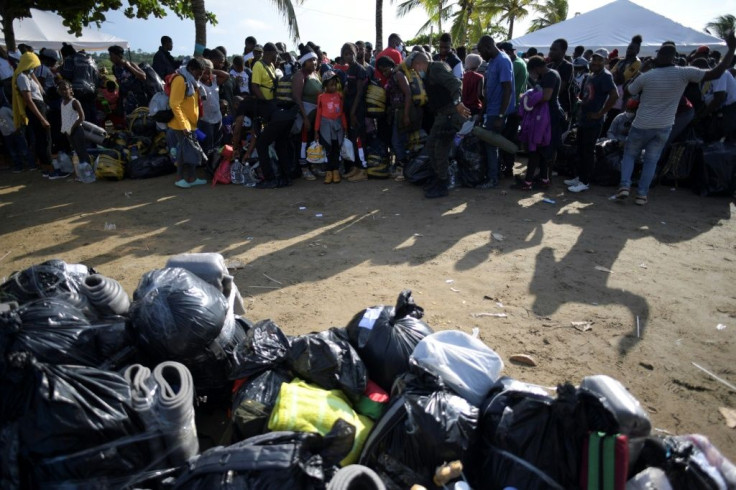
[375,0,383,52]
[192,0,207,56]
[508,15,514,40]
[2,12,16,52]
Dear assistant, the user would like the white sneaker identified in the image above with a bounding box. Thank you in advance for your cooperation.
[568,182,590,193]
[563,176,580,186]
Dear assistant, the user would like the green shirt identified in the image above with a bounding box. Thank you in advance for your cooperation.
[512,57,528,103]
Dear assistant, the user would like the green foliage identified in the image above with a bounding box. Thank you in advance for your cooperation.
[528,0,568,33]
[704,14,736,39]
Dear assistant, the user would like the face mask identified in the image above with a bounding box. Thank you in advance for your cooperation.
[397,43,404,52]
[418,70,426,79]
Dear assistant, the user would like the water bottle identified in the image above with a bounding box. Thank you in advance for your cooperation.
[77,161,96,183]
[130,146,139,160]
[230,159,244,185]
[242,163,257,187]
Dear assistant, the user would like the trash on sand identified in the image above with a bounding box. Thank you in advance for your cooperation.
[104,222,116,230]
[594,265,613,273]
[492,233,505,242]
[637,316,641,338]
[315,213,323,218]
[299,206,307,210]
[225,259,246,270]
[413,233,424,237]
[472,312,508,318]
[717,324,728,331]
[509,354,537,367]
[692,362,736,393]
[571,321,592,332]
[542,198,556,204]
[639,263,648,269]
[718,407,736,428]
[450,287,460,293]
[496,302,504,308]
[125,192,132,198]
[445,279,454,284]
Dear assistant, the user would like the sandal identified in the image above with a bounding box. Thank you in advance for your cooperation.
[519,181,533,191]
[634,195,648,206]
[616,187,630,199]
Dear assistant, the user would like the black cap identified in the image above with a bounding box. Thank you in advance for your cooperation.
[498,42,514,51]
[263,42,278,53]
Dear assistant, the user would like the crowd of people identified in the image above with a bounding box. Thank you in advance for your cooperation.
[2,27,736,203]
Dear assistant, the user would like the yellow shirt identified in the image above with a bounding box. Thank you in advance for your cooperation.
[168,74,199,131]
[252,61,276,100]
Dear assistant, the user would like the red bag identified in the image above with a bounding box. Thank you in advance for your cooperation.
[580,432,629,490]
[212,147,233,187]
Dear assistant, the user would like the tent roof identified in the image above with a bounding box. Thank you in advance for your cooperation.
[2,8,129,51]
[510,0,725,58]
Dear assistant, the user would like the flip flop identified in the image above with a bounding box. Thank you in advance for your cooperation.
[175,179,191,188]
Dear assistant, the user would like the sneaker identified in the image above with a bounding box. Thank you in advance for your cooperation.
[347,169,367,182]
[302,167,316,181]
[48,170,71,180]
[41,170,51,178]
[191,178,207,186]
[563,176,580,186]
[568,182,590,193]
[175,179,191,188]
[634,195,647,206]
[28,167,38,172]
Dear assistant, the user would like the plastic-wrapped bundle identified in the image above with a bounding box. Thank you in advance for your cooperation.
[129,268,229,361]
[80,274,131,316]
[152,361,199,465]
[231,319,291,379]
[287,328,367,401]
[346,290,433,393]
[0,259,93,307]
[360,370,479,488]
[232,369,293,441]
[410,330,504,407]
[173,420,355,489]
[4,298,131,369]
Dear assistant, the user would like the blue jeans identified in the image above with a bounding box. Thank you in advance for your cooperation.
[483,114,505,185]
[620,126,671,197]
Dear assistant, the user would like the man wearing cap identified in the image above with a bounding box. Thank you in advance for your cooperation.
[246,45,264,70]
[410,52,471,198]
[374,34,403,86]
[499,41,527,177]
[616,32,736,205]
[565,48,617,193]
[477,35,515,189]
[251,43,278,101]
[692,57,736,141]
[433,33,463,79]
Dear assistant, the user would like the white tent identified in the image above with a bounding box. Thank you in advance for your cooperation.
[1,8,129,51]
[509,0,726,58]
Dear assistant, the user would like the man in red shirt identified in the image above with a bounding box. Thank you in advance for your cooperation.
[374,33,404,86]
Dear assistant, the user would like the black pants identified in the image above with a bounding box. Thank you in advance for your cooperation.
[67,126,90,164]
[500,113,521,175]
[27,99,52,167]
[576,125,601,185]
[427,108,464,180]
[257,118,294,181]
[76,91,98,126]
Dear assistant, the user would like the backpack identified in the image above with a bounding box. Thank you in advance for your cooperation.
[70,53,98,96]
[275,73,294,107]
[400,62,428,107]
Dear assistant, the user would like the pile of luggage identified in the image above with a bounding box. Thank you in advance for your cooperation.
[1,254,734,489]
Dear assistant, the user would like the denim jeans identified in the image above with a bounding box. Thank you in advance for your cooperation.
[620,125,671,197]
[483,114,505,185]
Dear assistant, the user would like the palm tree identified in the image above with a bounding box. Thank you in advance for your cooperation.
[495,0,537,40]
[528,0,568,33]
[376,0,384,51]
[705,14,736,39]
[396,0,452,38]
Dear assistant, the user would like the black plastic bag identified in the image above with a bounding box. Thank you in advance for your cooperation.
[360,370,478,488]
[287,328,367,401]
[346,290,433,393]
[693,141,736,196]
[231,319,291,379]
[129,268,229,361]
[479,446,565,490]
[0,422,20,489]
[126,155,176,179]
[456,134,488,187]
[403,151,434,185]
[173,419,355,489]
[477,380,583,489]
[0,259,93,307]
[232,369,293,441]
[592,139,622,186]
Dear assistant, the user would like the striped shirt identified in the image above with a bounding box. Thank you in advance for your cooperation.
[628,66,705,129]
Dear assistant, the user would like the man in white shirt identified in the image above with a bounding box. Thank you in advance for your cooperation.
[693,58,736,141]
[616,33,736,205]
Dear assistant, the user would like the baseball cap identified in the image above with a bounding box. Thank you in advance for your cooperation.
[498,42,514,51]
[573,57,589,68]
[263,43,278,53]
[252,44,264,52]
[592,48,609,59]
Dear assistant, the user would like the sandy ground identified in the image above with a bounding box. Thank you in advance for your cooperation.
[1,164,735,460]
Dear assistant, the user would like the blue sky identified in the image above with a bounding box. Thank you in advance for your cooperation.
[97,0,735,57]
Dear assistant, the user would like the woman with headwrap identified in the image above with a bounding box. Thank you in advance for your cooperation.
[292,43,322,180]
[13,52,54,175]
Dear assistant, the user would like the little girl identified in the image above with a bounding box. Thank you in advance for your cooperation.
[314,71,347,184]
[58,79,91,171]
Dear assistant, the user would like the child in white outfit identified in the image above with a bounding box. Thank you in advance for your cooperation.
[58,79,90,167]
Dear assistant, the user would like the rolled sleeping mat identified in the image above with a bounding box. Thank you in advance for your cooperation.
[471,126,519,154]
[81,121,108,145]
[124,364,165,457]
[153,361,199,466]
[327,465,386,490]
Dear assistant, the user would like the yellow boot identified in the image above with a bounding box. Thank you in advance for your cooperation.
[324,170,333,184]
[332,170,341,183]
